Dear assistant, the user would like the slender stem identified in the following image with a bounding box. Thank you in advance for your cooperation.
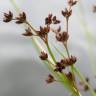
[63,42,70,58]
[25,21,37,33]
[46,42,56,63]
[66,18,69,33]
[10,0,20,12]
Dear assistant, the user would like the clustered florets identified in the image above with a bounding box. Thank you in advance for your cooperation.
[3,0,78,84]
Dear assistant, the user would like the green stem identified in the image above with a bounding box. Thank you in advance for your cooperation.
[10,0,20,12]
[46,42,56,63]
[25,21,37,32]
[46,43,81,96]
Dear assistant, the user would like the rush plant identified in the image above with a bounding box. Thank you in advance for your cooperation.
[3,0,96,96]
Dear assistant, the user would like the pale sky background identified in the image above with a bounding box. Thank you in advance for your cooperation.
[0,0,96,96]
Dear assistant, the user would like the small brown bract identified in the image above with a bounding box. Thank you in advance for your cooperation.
[56,32,69,42]
[22,27,33,36]
[3,11,13,22]
[39,51,48,60]
[46,74,55,84]
[15,12,26,24]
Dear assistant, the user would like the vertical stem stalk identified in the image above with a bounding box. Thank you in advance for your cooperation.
[46,42,56,63]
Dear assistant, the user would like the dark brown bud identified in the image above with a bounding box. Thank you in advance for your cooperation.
[66,72,75,81]
[62,8,72,18]
[3,11,13,22]
[56,31,69,42]
[57,26,61,33]
[84,85,89,91]
[85,77,89,82]
[45,14,52,25]
[54,62,65,72]
[46,74,55,84]
[68,0,77,6]
[39,26,50,35]
[39,51,48,60]
[52,16,60,24]
[93,5,96,13]
[22,27,33,36]
[37,26,50,43]
[15,12,26,24]
[60,55,77,67]
[69,55,77,64]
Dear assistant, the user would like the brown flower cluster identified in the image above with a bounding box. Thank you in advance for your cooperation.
[45,14,60,25]
[3,11,13,22]
[3,0,78,85]
[39,51,48,60]
[46,74,55,84]
[55,55,77,72]
[93,5,96,13]
[56,31,69,42]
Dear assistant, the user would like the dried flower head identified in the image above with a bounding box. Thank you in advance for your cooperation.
[45,14,60,25]
[15,12,26,24]
[85,77,89,82]
[56,31,69,42]
[37,26,50,43]
[46,74,55,84]
[62,8,72,18]
[84,85,89,91]
[66,72,75,81]
[54,62,65,72]
[57,26,61,33]
[39,26,50,35]
[68,0,77,6]
[93,5,96,13]
[3,11,13,22]
[52,16,61,24]
[61,55,77,66]
[45,14,53,25]
[22,27,33,36]
[39,51,48,60]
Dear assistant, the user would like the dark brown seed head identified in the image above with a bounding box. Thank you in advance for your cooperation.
[45,14,53,25]
[93,5,96,13]
[39,26,50,34]
[15,12,26,24]
[46,74,55,84]
[85,77,89,82]
[54,62,65,72]
[3,11,13,22]
[57,26,61,33]
[68,0,77,6]
[62,8,72,18]
[60,55,77,67]
[22,27,33,36]
[69,55,77,64]
[66,72,75,81]
[56,31,69,42]
[52,16,60,24]
[84,85,89,91]
[39,51,48,60]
